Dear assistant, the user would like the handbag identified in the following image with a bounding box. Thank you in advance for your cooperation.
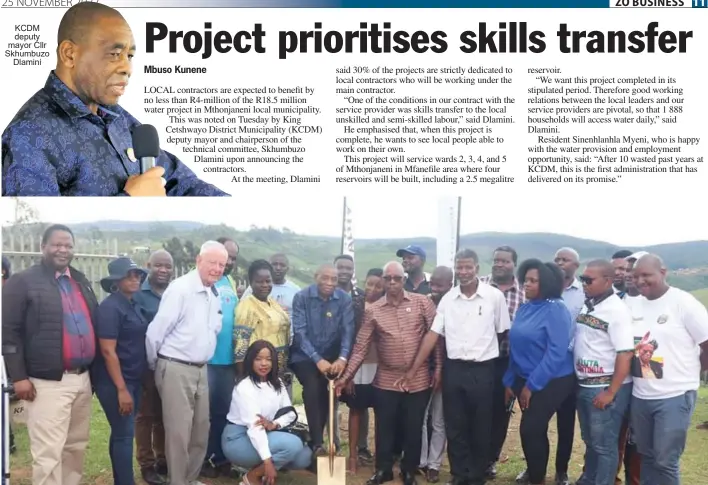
[273,405,310,445]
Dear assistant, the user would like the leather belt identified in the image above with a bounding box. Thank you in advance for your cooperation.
[64,366,88,375]
[158,353,206,368]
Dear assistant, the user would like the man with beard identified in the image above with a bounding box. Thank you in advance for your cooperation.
[611,250,634,296]
[480,246,526,479]
[514,247,582,485]
[202,238,240,478]
[145,241,228,485]
[401,249,510,485]
[419,266,454,483]
[629,254,708,485]
[290,264,355,455]
[134,250,174,485]
[398,245,432,295]
[2,224,99,485]
[337,261,441,485]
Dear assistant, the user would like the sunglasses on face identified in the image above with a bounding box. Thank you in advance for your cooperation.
[383,276,403,282]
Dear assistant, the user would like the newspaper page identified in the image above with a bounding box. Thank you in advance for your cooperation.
[1,0,707,484]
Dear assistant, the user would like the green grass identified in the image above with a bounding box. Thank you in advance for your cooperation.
[9,386,708,484]
[691,288,708,307]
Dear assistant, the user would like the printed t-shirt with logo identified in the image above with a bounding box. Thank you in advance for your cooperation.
[574,294,635,387]
[628,287,708,400]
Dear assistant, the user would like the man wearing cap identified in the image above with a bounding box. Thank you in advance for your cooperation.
[2,224,99,485]
[134,250,174,485]
[398,245,432,296]
[145,241,228,485]
[93,257,150,485]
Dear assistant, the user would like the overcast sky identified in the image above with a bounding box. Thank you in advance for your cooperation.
[1,196,704,247]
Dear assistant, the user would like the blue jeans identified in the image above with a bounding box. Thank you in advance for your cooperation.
[222,424,312,470]
[631,390,697,485]
[576,383,632,485]
[205,364,236,467]
[95,380,142,485]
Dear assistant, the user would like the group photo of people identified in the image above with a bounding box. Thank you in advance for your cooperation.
[2,196,708,485]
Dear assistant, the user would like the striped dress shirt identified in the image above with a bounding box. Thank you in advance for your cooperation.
[480,275,526,357]
[342,291,441,393]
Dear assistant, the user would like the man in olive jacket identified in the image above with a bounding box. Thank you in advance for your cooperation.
[2,224,99,485]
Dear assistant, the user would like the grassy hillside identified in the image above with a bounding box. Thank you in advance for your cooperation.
[3,222,707,290]
[692,288,708,307]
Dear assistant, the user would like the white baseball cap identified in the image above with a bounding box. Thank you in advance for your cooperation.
[626,251,649,262]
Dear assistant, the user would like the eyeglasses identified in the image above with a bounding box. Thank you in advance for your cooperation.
[579,276,603,285]
[382,276,403,282]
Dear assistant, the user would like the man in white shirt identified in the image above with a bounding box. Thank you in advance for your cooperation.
[400,249,510,485]
[574,260,634,485]
[145,241,228,485]
[629,254,708,485]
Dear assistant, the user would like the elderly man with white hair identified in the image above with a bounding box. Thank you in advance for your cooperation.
[337,261,441,485]
[145,241,228,485]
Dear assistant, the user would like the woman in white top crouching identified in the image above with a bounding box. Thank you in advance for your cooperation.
[222,340,312,485]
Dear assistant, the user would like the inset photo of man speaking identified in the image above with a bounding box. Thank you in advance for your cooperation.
[1,3,229,197]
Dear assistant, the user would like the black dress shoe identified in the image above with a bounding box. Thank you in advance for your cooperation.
[485,462,498,479]
[402,471,418,485]
[141,468,167,485]
[367,470,394,485]
[155,463,168,476]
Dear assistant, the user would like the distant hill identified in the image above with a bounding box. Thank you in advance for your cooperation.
[3,222,707,291]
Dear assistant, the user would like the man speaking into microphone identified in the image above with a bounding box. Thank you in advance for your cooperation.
[1,3,229,197]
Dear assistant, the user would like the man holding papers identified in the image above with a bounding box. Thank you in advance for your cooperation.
[1,3,228,197]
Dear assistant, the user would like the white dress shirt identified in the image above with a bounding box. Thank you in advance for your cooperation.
[431,281,511,361]
[226,378,297,461]
[145,270,223,369]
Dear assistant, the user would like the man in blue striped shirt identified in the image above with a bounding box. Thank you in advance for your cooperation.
[290,264,355,455]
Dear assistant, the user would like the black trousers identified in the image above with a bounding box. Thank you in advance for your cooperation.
[555,383,576,475]
[443,359,495,485]
[489,356,512,464]
[374,388,430,474]
[292,361,332,448]
[514,374,575,485]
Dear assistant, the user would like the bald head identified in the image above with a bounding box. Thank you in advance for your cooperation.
[430,266,454,302]
[585,259,615,279]
[581,259,615,298]
[147,249,173,288]
[633,253,668,300]
[55,2,134,114]
[57,3,124,45]
[636,254,665,271]
[315,263,338,298]
[149,249,172,264]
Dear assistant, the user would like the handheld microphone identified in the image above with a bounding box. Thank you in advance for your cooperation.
[132,124,160,174]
